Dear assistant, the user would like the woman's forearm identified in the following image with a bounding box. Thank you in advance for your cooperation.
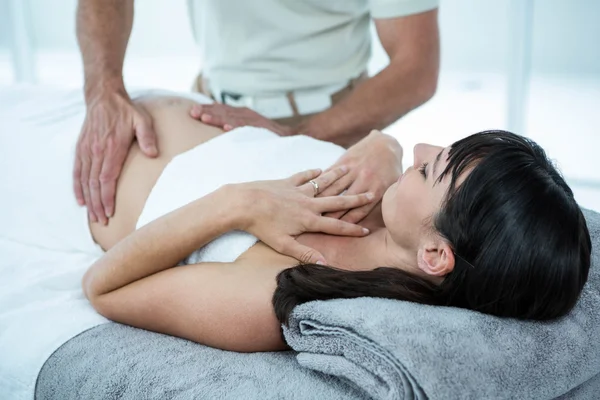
[83,186,238,299]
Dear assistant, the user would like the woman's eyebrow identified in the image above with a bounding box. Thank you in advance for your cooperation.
[432,149,443,177]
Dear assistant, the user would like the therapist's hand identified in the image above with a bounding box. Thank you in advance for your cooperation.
[318,130,403,224]
[190,103,293,136]
[75,90,158,225]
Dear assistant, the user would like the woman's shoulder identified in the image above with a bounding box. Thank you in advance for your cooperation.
[235,242,298,268]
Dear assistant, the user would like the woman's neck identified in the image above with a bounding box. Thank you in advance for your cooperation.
[296,227,419,273]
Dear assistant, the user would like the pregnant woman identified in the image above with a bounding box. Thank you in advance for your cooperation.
[71,91,591,353]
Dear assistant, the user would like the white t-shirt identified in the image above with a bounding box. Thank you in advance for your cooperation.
[187,0,439,95]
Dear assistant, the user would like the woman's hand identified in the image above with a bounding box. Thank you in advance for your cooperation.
[230,167,375,264]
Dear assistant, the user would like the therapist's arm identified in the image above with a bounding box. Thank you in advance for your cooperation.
[299,9,440,148]
[77,0,133,103]
[75,0,158,226]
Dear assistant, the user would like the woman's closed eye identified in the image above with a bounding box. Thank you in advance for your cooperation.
[418,163,428,179]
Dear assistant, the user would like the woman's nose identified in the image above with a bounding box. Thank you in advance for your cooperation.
[413,143,442,168]
[413,143,429,168]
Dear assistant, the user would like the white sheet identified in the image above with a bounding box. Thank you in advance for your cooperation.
[0,85,345,399]
[0,86,108,399]
[0,86,214,399]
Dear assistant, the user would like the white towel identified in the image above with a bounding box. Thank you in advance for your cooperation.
[137,126,345,264]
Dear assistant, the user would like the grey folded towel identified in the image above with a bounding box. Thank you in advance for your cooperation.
[284,209,600,400]
[36,323,370,400]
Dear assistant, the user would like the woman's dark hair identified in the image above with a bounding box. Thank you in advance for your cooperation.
[273,130,592,323]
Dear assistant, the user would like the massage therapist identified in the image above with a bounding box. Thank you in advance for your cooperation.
[74,0,440,225]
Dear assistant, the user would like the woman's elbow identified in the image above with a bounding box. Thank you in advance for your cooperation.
[81,268,100,300]
[81,268,112,317]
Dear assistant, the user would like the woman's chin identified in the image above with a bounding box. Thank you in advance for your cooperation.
[380,184,396,227]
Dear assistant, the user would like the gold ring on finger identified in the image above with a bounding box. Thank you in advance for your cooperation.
[309,179,319,196]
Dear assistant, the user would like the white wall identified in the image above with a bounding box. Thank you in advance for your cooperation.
[0,0,598,209]
[0,0,10,48]
[4,0,197,55]
[438,1,510,73]
[532,0,600,75]
[1,0,599,74]
[436,0,600,74]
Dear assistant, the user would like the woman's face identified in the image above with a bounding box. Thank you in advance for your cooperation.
[381,143,452,250]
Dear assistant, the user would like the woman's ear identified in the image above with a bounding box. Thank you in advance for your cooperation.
[416,239,455,277]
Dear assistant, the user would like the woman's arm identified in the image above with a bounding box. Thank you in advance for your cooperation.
[86,257,289,352]
[83,168,374,351]
[83,187,235,299]
[83,187,286,352]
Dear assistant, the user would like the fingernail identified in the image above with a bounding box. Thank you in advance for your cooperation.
[201,114,211,122]
[316,260,326,265]
[362,228,370,235]
[340,166,348,173]
[366,192,375,200]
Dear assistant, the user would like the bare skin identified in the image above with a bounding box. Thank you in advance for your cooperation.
[84,94,402,352]
[75,0,438,224]
[90,94,388,264]
[89,95,223,250]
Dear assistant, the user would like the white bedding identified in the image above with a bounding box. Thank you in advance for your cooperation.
[0,86,216,399]
[0,85,343,399]
[0,86,109,399]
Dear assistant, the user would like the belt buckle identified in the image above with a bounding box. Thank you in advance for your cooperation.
[221,91,248,108]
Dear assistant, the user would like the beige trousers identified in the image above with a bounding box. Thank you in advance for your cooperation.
[191,72,367,128]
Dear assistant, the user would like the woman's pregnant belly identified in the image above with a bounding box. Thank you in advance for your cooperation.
[90,95,224,250]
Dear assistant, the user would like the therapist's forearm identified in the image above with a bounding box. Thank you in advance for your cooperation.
[76,0,134,101]
[297,62,438,148]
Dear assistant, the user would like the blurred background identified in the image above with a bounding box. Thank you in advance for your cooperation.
[1,0,598,210]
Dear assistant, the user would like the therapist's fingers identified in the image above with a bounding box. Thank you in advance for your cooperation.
[78,144,96,223]
[133,109,158,158]
[200,112,228,128]
[88,149,107,225]
[191,104,253,131]
[73,155,84,206]
[190,104,204,119]
[99,137,129,220]
[191,104,229,128]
